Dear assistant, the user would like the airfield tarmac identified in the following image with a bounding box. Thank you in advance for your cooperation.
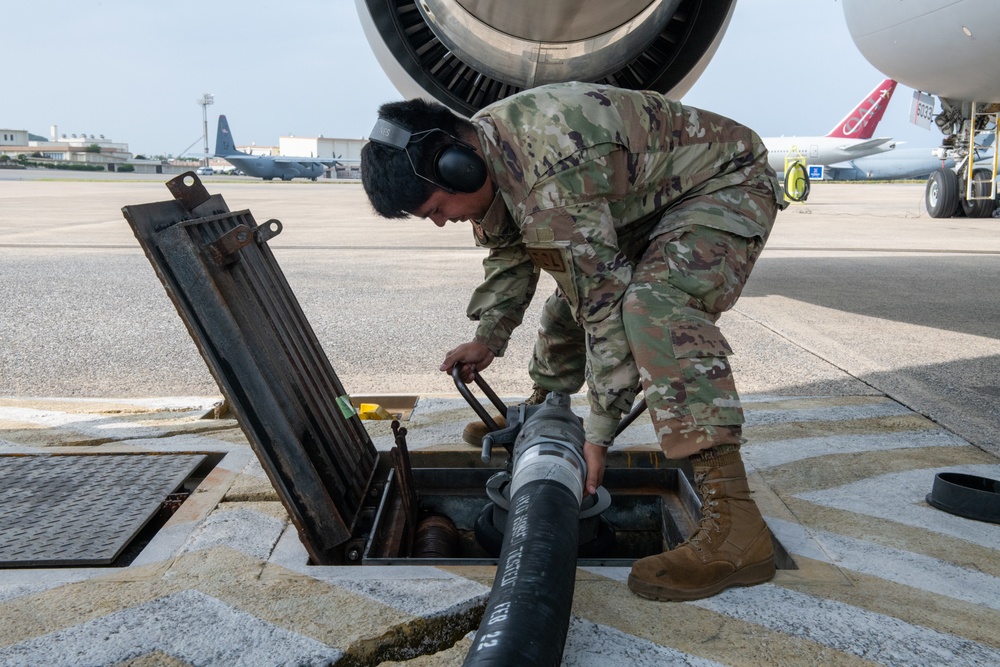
[1,171,1000,665]
[2,170,999,455]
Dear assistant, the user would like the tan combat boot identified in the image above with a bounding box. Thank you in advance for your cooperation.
[627,448,775,601]
[461,386,550,447]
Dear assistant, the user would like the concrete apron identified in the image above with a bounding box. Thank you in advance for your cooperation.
[1,393,998,667]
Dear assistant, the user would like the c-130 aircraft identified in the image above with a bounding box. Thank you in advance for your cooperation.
[214,115,358,181]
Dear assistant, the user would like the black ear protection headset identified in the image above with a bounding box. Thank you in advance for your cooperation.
[368,117,487,194]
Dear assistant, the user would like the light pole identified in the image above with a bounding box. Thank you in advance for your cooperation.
[198,93,214,167]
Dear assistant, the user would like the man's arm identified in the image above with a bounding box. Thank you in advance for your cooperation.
[466,243,540,357]
[441,240,538,377]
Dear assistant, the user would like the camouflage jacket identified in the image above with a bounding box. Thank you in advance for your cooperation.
[466,81,781,444]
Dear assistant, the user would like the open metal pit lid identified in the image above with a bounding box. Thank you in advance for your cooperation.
[122,172,378,565]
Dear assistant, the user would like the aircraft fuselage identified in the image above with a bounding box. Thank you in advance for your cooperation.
[220,154,326,181]
[764,136,897,175]
[843,0,1000,105]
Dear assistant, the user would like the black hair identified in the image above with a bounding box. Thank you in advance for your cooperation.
[361,98,476,219]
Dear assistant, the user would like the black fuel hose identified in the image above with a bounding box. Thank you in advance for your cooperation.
[463,478,581,666]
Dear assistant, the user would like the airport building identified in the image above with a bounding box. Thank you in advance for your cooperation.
[1,129,30,146]
[1,122,365,178]
[238,144,279,156]
[279,135,364,177]
[0,125,130,168]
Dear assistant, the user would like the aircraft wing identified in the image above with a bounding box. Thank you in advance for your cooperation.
[273,157,359,166]
[837,137,895,153]
[275,157,320,165]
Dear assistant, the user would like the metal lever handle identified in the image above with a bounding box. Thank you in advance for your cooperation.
[451,366,515,464]
[615,397,647,437]
[450,366,508,429]
[481,435,493,464]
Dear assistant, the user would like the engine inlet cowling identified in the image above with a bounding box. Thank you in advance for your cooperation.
[356,0,736,116]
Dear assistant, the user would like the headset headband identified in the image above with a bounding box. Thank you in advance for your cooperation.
[369,118,414,150]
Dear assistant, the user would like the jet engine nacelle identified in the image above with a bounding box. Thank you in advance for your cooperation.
[355,0,736,116]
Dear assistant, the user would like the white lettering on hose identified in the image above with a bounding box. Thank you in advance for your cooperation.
[513,492,530,514]
[509,492,532,543]
[500,545,523,587]
[475,630,502,650]
[486,601,512,626]
[509,514,529,540]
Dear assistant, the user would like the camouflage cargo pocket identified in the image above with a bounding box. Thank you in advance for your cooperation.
[669,321,744,426]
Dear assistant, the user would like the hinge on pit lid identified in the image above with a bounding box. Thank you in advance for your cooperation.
[207,219,283,265]
[165,171,212,212]
[164,172,229,217]
[256,219,282,243]
[209,225,254,265]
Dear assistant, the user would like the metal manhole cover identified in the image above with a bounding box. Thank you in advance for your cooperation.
[0,454,205,567]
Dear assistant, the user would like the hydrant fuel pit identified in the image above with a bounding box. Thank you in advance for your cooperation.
[123,175,795,573]
[363,462,702,566]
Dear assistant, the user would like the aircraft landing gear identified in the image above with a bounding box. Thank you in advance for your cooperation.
[925,168,959,218]
[961,168,997,218]
[926,167,998,218]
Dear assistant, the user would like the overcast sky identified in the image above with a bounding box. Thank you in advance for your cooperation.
[5,0,939,156]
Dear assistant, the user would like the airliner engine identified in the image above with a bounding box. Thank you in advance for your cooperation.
[355,0,736,116]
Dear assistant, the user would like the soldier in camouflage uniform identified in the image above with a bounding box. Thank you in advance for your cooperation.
[361,81,785,601]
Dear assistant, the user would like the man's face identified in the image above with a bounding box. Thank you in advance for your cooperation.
[411,182,494,227]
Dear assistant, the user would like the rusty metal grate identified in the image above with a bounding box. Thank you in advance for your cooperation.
[122,173,379,565]
[0,454,205,567]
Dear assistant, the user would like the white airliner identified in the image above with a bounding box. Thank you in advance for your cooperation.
[763,78,898,177]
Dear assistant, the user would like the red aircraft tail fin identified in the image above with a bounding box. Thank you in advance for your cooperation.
[826,78,897,139]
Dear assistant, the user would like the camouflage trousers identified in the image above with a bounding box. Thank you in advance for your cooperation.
[528,189,775,459]
[528,288,587,395]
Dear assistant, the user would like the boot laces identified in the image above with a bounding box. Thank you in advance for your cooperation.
[688,472,723,547]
